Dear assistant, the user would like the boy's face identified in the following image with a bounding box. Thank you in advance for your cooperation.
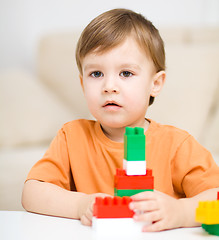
[80,37,164,129]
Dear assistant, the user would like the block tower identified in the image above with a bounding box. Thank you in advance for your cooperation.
[196,192,219,236]
[93,127,154,236]
[115,127,153,197]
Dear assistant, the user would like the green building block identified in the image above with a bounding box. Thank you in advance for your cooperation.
[124,127,145,161]
[202,224,219,236]
[114,188,153,197]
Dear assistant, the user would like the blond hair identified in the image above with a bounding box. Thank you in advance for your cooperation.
[76,8,165,105]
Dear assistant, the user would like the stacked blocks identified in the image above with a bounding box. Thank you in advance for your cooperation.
[123,127,146,175]
[93,127,154,235]
[93,196,145,236]
[114,168,154,197]
[196,192,219,236]
[115,126,153,197]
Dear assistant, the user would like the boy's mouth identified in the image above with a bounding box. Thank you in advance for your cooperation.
[103,101,122,110]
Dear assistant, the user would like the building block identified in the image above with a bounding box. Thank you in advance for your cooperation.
[196,200,219,225]
[123,159,146,175]
[124,127,145,161]
[123,127,146,175]
[92,217,147,237]
[93,196,134,218]
[202,224,219,236]
[196,193,219,236]
[115,188,153,197]
[115,169,154,189]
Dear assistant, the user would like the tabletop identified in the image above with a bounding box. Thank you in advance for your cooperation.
[0,211,218,240]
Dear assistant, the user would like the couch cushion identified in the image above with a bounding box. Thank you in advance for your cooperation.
[147,44,219,141]
[37,32,90,119]
[0,69,75,147]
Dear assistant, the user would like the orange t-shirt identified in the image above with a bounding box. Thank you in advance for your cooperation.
[26,119,219,198]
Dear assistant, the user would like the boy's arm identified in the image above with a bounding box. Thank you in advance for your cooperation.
[22,180,108,225]
[129,187,219,232]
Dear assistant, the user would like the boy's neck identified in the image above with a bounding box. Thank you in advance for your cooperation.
[100,119,150,142]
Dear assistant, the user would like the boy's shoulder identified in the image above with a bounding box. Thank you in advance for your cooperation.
[149,119,191,142]
[62,119,96,131]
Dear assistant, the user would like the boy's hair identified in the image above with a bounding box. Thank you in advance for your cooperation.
[76,8,165,105]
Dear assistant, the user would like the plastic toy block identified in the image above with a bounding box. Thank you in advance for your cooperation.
[124,127,145,161]
[202,224,219,236]
[123,159,146,175]
[92,217,147,237]
[196,200,219,225]
[218,192,219,200]
[93,196,134,218]
[114,188,153,197]
[115,169,154,189]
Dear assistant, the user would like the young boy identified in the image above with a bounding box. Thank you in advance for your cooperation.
[22,8,219,232]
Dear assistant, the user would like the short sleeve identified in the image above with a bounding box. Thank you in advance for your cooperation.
[26,128,75,191]
[172,135,219,197]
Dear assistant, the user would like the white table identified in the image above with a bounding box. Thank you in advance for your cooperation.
[0,211,218,240]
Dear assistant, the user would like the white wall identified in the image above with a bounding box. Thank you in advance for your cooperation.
[1,0,219,72]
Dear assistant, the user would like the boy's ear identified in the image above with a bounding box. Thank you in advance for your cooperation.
[79,75,84,92]
[150,70,166,97]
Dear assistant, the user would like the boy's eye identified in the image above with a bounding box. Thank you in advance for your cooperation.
[120,71,133,78]
[90,71,103,78]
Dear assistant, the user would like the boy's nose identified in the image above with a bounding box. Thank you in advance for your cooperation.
[102,78,119,94]
[103,88,119,93]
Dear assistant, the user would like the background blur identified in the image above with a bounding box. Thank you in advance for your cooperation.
[0,0,219,211]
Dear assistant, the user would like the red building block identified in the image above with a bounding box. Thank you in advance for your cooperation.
[115,168,154,190]
[93,196,134,218]
[217,192,219,200]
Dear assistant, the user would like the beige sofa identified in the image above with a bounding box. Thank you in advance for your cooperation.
[0,28,219,211]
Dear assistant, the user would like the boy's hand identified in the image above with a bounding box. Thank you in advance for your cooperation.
[129,191,184,232]
[78,193,111,226]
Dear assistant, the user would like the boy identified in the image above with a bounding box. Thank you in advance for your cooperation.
[22,8,219,232]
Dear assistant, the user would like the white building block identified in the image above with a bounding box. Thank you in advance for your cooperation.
[92,217,149,237]
[123,159,146,176]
